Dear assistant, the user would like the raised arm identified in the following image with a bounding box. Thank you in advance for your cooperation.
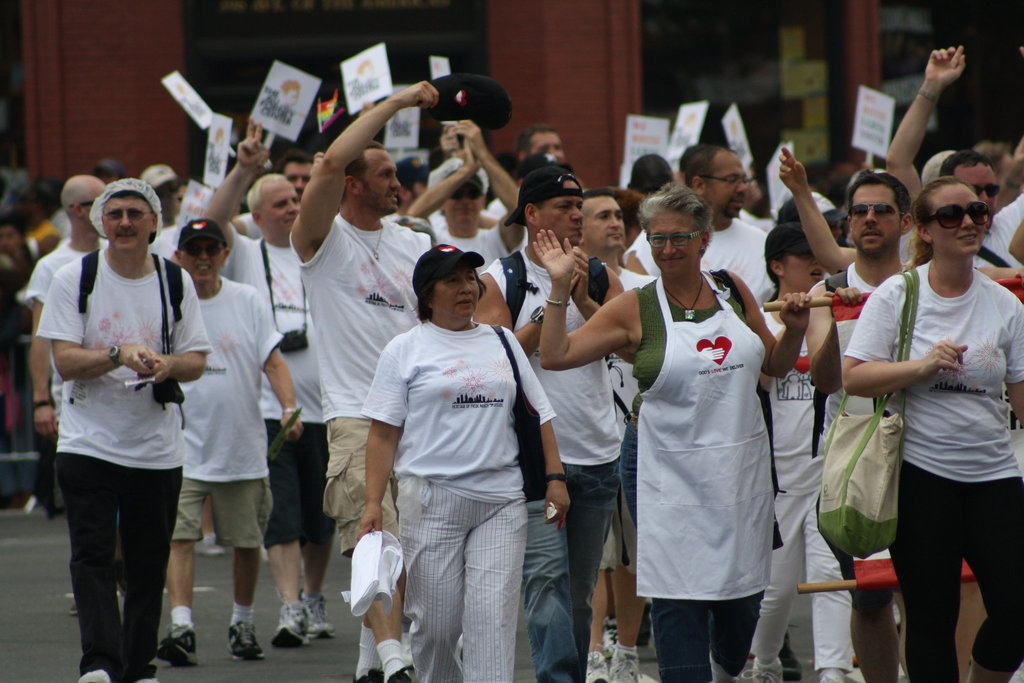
[779,147,854,272]
[206,118,270,249]
[292,82,439,262]
[885,45,965,200]
[454,120,522,250]
[407,147,483,219]
[996,130,1024,213]
[730,270,811,377]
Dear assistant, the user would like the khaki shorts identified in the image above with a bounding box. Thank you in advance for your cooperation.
[171,477,272,548]
[600,488,637,573]
[324,417,400,556]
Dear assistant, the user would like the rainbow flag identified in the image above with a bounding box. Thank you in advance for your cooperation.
[317,89,344,132]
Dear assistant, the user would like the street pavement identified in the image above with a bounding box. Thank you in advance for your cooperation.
[4,506,838,682]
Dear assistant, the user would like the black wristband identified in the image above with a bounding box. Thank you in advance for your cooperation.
[34,399,52,409]
[545,472,567,483]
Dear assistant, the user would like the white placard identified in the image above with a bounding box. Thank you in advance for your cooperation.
[341,43,394,114]
[161,71,213,130]
[622,115,671,174]
[251,61,322,143]
[177,180,215,228]
[384,106,420,150]
[203,114,233,189]
[721,103,754,170]
[767,140,795,217]
[667,101,709,169]
[851,85,896,160]
[429,55,451,80]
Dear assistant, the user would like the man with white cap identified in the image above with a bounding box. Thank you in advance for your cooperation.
[37,178,211,683]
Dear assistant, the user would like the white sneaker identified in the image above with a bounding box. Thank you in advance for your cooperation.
[740,658,783,683]
[271,603,308,647]
[609,646,639,683]
[195,533,226,556]
[818,669,847,683]
[302,594,335,639]
[586,650,610,683]
[77,672,112,683]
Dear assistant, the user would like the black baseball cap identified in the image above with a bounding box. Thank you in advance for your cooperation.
[764,222,812,264]
[428,73,512,130]
[504,167,583,227]
[178,218,227,249]
[413,244,485,296]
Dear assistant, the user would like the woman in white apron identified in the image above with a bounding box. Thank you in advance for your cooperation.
[535,184,811,683]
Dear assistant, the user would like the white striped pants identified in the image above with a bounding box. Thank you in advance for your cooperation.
[398,477,527,683]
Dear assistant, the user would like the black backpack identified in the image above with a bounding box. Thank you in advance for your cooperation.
[498,250,609,323]
[79,251,184,324]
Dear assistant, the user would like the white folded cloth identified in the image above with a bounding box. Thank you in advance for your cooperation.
[341,530,404,616]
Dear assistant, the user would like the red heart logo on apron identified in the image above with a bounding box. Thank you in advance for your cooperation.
[696,336,732,365]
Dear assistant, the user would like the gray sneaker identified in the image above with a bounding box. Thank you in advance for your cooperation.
[303,594,335,639]
[586,650,610,683]
[271,603,308,647]
[609,647,639,683]
[229,621,265,660]
[156,624,197,666]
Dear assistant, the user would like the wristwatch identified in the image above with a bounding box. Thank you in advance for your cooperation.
[109,345,122,367]
[530,306,545,325]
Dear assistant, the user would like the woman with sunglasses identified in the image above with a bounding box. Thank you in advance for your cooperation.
[844,177,1024,682]
[535,183,811,683]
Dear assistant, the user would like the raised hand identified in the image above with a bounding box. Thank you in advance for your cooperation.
[237,118,269,171]
[535,229,576,282]
[924,45,965,91]
[778,147,810,194]
[390,81,439,110]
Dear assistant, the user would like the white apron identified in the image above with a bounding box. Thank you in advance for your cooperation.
[635,275,774,600]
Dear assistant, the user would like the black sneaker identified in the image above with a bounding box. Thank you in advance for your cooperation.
[229,621,264,661]
[353,670,384,683]
[387,666,414,683]
[779,630,802,681]
[157,624,198,666]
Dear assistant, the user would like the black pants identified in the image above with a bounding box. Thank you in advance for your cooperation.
[890,462,1024,681]
[57,453,181,682]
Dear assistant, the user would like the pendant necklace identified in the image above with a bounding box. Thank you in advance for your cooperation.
[667,275,704,321]
[372,227,383,261]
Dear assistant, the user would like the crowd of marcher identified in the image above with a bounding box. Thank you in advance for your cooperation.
[15,44,1024,683]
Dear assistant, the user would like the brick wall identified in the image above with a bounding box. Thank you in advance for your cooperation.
[22,0,188,180]
[487,0,642,187]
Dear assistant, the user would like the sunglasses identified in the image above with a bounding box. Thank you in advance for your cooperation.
[183,242,224,257]
[451,187,483,200]
[103,208,152,223]
[849,203,897,218]
[923,201,990,229]
[646,230,703,248]
[972,184,1000,198]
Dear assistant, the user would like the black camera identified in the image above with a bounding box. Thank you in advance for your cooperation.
[279,329,309,353]
[152,378,184,406]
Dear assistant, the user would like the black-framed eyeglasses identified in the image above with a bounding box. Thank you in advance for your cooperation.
[849,203,897,218]
[451,187,483,200]
[183,242,224,257]
[698,174,752,186]
[102,208,153,223]
[646,230,703,248]
[972,184,1000,198]
[79,201,94,208]
[923,201,990,229]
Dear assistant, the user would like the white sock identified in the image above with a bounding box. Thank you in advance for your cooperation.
[355,625,382,677]
[170,606,193,627]
[616,643,637,656]
[232,602,254,625]
[202,532,216,544]
[378,638,406,679]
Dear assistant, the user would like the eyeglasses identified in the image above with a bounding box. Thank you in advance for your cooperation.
[183,242,224,257]
[286,174,311,185]
[698,174,752,186]
[646,230,703,248]
[849,203,897,218]
[103,208,153,223]
[79,201,94,207]
[972,184,1000,198]
[923,201,990,229]
[451,187,483,200]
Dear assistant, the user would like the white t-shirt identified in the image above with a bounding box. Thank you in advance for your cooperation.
[37,254,212,469]
[299,216,431,421]
[846,262,1024,482]
[363,322,555,502]
[624,218,774,302]
[25,242,94,416]
[150,225,180,261]
[223,236,323,423]
[484,251,621,466]
[764,315,821,494]
[182,278,282,481]
[434,225,508,269]
[976,191,1024,269]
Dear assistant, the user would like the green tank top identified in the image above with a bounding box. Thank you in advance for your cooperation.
[631,279,745,415]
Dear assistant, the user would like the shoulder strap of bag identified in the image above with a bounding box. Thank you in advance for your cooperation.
[587,256,609,305]
[823,270,849,293]
[78,250,100,313]
[491,325,524,397]
[977,245,1010,268]
[498,252,533,324]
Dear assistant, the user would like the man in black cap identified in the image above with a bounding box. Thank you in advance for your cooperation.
[476,167,624,682]
[157,219,302,667]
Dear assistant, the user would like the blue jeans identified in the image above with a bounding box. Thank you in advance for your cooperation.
[620,419,638,525]
[523,459,619,682]
[652,592,764,682]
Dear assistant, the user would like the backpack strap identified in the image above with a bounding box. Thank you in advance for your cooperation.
[977,245,1011,268]
[498,251,533,324]
[78,251,100,314]
[587,256,609,305]
[164,258,184,323]
[823,270,848,293]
